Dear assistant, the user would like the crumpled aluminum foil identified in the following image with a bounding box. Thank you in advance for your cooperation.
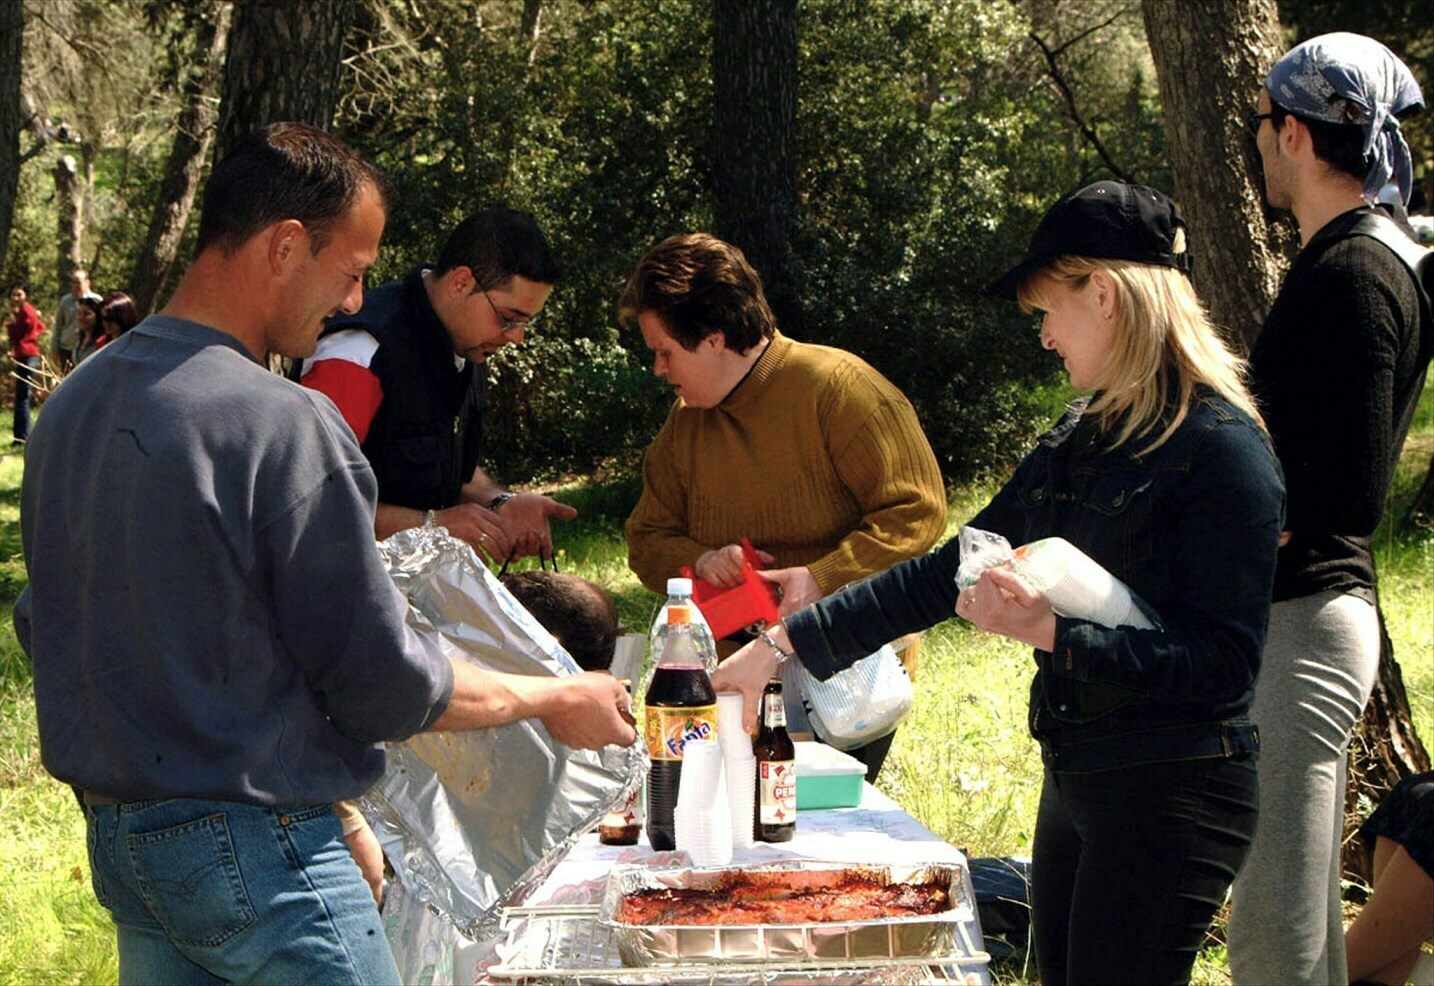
[361,526,648,941]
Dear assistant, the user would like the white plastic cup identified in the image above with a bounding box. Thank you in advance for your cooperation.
[1016,537,1155,629]
[724,755,756,849]
[715,694,753,756]
[675,739,732,866]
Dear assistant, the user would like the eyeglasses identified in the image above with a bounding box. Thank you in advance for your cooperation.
[1245,111,1274,139]
[482,289,537,336]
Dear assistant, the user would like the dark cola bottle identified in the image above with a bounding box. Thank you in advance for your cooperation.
[753,678,796,842]
[643,604,716,851]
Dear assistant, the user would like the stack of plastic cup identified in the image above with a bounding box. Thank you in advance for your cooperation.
[716,693,756,849]
[674,739,733,866]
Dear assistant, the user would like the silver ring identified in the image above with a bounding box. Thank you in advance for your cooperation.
[479,533,489,543]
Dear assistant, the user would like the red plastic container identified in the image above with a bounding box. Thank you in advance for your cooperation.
[680,538,781,640]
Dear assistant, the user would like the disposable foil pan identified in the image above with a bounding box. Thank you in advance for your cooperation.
[597,861,972,966]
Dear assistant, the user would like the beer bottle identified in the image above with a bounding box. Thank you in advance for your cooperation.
[598,784,642,845]
[753,678,796,842]
[600,681,643,846]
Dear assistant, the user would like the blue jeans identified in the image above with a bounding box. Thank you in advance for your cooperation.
[85,798,400,985]
[13,355,40,440]
[1031,754,1260,985]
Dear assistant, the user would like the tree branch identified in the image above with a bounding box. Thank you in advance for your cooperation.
[1030,30,1136,184]
[1049,5,1135,58]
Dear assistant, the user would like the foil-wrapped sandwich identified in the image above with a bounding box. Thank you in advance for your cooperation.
[362,527,647,940]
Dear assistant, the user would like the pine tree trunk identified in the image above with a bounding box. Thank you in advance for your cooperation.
[1141,0,1295,353]
[129,3,232,317]
[711,0,802,336]
[53,155,84,295]
[213,0,355,165]
[0,1,23,282]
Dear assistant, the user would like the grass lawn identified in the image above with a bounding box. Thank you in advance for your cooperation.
[0,376,1429,984]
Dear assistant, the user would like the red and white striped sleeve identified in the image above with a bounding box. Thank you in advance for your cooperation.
[300,329,384,445]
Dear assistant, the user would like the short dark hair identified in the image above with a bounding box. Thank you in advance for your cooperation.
[618,233,776,353]
[195,122,391,258]
[100,291,140,334]
[1269,100,1368,181]
[500,570,618,673]
[433,208,562,290]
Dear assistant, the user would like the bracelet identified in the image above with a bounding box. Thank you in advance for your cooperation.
[758,627,791,663]
[488,492,515,510]
[423,509,437,529]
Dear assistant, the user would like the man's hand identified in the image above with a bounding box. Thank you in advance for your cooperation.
[431,662,637,747]
[342,816,386,905]
[535,672,637,749]
[694,543,776,587]
[957,568,1056,651]
[430,503,512,563]
[710,633,783,733]
[494,493,578,560]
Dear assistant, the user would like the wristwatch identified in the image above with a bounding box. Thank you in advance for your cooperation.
[488,492,515,510]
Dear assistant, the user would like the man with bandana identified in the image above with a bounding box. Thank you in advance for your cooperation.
[1233,33,1427,986]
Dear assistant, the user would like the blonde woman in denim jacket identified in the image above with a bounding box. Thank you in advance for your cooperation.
[714,182,1285,985]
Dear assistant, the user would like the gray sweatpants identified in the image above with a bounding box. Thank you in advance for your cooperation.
[1229,590,1380,986]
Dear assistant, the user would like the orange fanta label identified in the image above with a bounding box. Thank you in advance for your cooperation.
[645,705,717,761]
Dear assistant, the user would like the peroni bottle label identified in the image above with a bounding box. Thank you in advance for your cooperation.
[758,759,797,824]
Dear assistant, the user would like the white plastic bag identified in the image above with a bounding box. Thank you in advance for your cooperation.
[954,525,1160,630]
[790,643,914,751]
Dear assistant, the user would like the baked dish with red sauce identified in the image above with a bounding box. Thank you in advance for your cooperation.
[616,868,950,926]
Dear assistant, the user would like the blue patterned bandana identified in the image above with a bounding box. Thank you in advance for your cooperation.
[1266,32,1424,205]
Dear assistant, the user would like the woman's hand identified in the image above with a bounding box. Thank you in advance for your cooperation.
[695,543,775,587]
[956,568,1057,652]
[759,566,820,616]
[709,635,782,733]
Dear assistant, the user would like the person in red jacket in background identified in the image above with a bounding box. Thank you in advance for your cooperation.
[7,284,46,445]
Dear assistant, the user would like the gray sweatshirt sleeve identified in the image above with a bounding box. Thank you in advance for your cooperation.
[259,458,454,743]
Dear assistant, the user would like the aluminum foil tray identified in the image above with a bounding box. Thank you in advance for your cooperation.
[489,905,987,985]
[597,861,973,967]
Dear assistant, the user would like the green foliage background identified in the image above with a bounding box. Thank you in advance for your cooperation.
[7,0,1214,490]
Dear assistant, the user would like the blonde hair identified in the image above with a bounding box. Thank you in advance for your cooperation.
[1017,256,1262,452]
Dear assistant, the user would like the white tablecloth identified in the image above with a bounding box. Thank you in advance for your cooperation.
[462,782,988,984]
[523,782,973,908]
[380,783,986,983]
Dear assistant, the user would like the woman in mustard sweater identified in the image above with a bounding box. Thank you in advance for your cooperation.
[622,233,946,777]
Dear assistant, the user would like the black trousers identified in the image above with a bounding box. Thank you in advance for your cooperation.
[1031,753,1259,985]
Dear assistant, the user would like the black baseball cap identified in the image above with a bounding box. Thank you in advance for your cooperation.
[982,181,1193,300]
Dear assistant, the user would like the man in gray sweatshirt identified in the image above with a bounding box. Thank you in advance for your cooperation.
[14,122,634,985]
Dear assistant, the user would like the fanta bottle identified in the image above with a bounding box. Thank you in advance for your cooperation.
[644,604,717,851]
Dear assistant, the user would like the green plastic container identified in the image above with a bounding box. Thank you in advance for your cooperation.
[794,741,865,810]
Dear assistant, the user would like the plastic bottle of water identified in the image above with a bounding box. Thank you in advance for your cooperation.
[645,578,719,690]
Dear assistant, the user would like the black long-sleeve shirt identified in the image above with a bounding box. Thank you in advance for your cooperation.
[1248,207,1426,603]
